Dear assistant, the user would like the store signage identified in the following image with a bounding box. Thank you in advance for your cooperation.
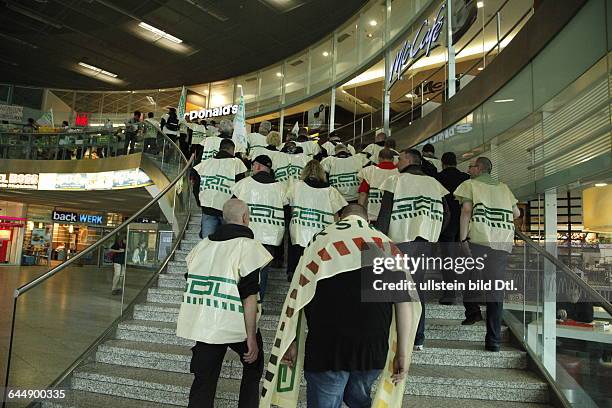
[52,210,105,225]
[75,112,90,127]
[0,104,23,121]
[0,173,39,189]
[185,104,239,121]
[389,4,446,87]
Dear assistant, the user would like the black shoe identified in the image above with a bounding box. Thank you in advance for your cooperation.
[461,314,483,325]
[485,344,500,352]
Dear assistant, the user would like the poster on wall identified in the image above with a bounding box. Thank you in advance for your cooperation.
[0,104,23,122]
[157,231,173,261]
[308,104,326,131]
[30,228,50,247]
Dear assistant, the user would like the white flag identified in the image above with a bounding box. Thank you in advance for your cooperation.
[232,86,247,148]
[177,86,187,119]
[291,121,299,135]
[37,108,54,126]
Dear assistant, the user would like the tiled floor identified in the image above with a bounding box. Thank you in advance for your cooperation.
[0,264,154,396]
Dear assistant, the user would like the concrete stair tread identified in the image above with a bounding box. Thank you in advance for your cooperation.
[74,362,192,390]
[41,390,169,408]
[409,365,546,389]
[119,319,277,338]
[135,302,281,320]
[404,396,550,408]
[416,339,523,355]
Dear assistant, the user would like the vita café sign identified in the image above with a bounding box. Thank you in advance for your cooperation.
[388,4,446,87]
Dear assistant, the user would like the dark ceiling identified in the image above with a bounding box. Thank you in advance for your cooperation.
[0,0,367,91]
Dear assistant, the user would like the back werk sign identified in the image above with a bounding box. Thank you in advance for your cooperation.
[52,210,105,225]
[388,3,445,87]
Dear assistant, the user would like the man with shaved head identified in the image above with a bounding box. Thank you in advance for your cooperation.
[177,198,273,407]
[246,120,272,159]
[455,156,520,352]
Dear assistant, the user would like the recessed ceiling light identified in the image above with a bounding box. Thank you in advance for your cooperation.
[477,1,484,8]
[237,84,243,88]
[276,72,283,77]
[366,33,373,38]
[322,51,329,57]
[369,20,377,26]
[138,22,183,44]
[477,67,484,71]
[595,183,608,187]
[78,62,117,78]
[405,93,416,98]
[494,98,515,103]
[146,96,155,105]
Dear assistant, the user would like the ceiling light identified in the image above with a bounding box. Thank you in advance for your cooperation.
[595,183,608,187]
[405,93,416,98]
[68,225,74,234]
[146,96,155,105]
[369,20,377,26]
[237,84,243,88]
[493,98,515,103]
[477,1,484,8]
[138,22,183,44]
[276,72,283,77]
[477,67,484,71]
[322,51,329,57]
[78,62,118,78]
[366,33,373,38]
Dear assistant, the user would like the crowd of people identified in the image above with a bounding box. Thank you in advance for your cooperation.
[175,115,521,408]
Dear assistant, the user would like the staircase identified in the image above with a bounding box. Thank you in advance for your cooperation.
[43,213,551,408]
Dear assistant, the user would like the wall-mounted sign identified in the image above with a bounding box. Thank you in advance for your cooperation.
[389,4,446,87]
[0,173,39,189]
[185,104,239,121]
[52,210,105,225]
[0,104,23,122]
[75,112,90,127]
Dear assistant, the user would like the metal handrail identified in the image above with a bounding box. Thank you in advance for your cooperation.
[13,152,195,298]
[515,229,612,316]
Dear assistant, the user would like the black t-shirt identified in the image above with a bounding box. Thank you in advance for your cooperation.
[111,242,125,264]
[304,268,392,372]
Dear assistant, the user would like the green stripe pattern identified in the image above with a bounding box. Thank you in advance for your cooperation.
[275,164,304,182]
[391,195,444,221]
[202,149,219,160]
[249,203,285,226]
[200,174,234,195]
[291,206,334,230]
[183,274,244,314]
[329,171,359,189]
[368,188,383,204]
[472,203,514,229]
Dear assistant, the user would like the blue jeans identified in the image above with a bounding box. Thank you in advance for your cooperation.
[201,213,223,239]
[304,370,381,408]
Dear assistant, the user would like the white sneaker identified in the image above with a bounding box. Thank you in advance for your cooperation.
[413,345,424,351]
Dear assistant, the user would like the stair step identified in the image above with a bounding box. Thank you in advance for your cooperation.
[146,288,288,310]
[40,390,169,408]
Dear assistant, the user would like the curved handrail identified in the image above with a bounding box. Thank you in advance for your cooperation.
[515,229,612,316]
[14,152,195,298]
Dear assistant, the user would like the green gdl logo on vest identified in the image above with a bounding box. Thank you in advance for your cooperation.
[52,210,105,225]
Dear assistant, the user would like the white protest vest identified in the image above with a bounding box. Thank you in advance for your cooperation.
[272,152,310,184]
[176,237,273,344]
[321,155,367,202]
[296,140,321,157]
[232,177,288,246]
[200,136,246,160]
[247,132,268,158]
[288,181,347,247]
[194,158,247,210]
[358,165,399,221]
[321,141,356,156]
[424,157,443,172]
[362,143,384,164]
[380,172,449,243]
[455,179,517,252]
[189,123,207,145]
[144,118,160,139]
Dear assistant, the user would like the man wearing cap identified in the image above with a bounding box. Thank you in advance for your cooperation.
[192,138,247,238]
[357,148,399,223]
[320,144,368,204]
[232,154,288,300]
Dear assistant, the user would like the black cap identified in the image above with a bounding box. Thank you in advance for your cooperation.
[253,154,272,169]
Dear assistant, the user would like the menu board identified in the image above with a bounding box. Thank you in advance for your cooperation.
[36,169,152,191]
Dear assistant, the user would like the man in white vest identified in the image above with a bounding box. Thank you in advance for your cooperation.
[321,133,356,157]
[357,148,399,222]
[273,142,309,184]
[246,120,271,159]
[176,199,272,408]
[455,156,520,352]
[232,155,287,299]
[376,148,449,351]
[421,143,442,177]
[320,144,368,203]
[192,138,247,238]
[362,131,387,164]
[200,119,246,160]
[295,127,321,158]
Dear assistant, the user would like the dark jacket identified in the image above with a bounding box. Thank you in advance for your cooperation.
[436,167,470,241]
[375,164,450,239]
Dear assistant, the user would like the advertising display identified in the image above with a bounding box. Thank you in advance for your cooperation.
[0,104,23,122]
[35,169,153,191]
[30,228,50,247]
[0,173,39,190]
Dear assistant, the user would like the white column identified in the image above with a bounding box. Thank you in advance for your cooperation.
[543,188,557,377]
[383,48,391,135]
[446,0,456,99]
[279,109,285,140]
[329,86,336,132]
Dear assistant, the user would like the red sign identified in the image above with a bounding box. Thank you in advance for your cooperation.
[75,112,90,127]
